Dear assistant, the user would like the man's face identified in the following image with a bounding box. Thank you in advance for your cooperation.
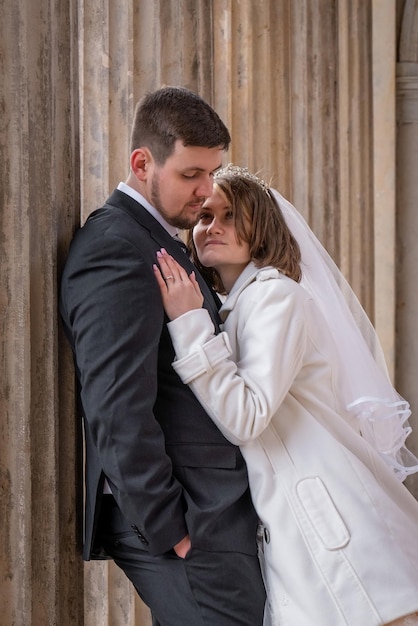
[148,140,225,230]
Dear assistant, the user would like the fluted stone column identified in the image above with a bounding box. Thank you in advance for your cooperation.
[0,0,83,624]
[372,0,397,378]
[396,0,418,496]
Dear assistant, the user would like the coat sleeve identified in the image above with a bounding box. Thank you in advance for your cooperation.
[167,277,307,445]
[60,228,187,554]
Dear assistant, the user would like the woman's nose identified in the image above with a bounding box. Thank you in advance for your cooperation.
[206,217,221,233]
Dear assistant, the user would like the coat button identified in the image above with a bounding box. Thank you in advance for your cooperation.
[131,524,149,545]
[264,527,270,544]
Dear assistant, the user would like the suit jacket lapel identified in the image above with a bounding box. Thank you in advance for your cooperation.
[103,190,221,327]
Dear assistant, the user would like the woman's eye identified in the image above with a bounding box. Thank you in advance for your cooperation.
[225,211,234,220]
[199,213,212,222]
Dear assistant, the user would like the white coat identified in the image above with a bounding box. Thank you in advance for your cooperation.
[167,263,418,626]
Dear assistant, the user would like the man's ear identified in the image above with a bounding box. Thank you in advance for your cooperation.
[131,148,153,181]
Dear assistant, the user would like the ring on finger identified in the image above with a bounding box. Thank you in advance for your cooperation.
[165,275,174,280]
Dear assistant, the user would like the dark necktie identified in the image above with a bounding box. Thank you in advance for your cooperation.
[173,234,190,256]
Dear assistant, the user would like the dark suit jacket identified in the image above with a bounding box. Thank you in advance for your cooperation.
[59,189,258,560]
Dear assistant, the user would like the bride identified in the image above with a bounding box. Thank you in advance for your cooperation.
[154,164,418,626]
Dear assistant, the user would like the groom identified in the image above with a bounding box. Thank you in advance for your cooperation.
[59,86,265,625]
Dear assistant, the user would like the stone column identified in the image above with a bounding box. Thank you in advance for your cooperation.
[0,0,83,624]
[396,0,418,496]
[372,0,397,374]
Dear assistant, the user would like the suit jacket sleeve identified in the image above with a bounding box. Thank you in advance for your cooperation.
[60,223,187,554]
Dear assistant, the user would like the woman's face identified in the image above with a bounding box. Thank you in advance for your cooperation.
[193,186,251,289]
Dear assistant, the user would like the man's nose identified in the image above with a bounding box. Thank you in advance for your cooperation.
[195,175,214,198]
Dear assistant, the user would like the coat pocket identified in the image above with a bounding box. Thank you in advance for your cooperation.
[295,476,350,550]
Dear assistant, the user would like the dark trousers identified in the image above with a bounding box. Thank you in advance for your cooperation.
[98,496,266,626]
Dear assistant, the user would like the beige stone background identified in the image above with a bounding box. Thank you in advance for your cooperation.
[1,0,418,624]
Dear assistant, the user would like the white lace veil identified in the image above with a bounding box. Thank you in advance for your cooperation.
[271,188,418,481]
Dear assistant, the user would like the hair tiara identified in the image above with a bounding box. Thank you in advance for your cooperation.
[214,163,270,196]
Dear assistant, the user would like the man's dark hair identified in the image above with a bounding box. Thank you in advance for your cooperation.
[130,86,231,164]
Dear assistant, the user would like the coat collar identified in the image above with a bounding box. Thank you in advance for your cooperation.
[219,262,280,321]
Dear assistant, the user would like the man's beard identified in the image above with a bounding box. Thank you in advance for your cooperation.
[150,173,202,230]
